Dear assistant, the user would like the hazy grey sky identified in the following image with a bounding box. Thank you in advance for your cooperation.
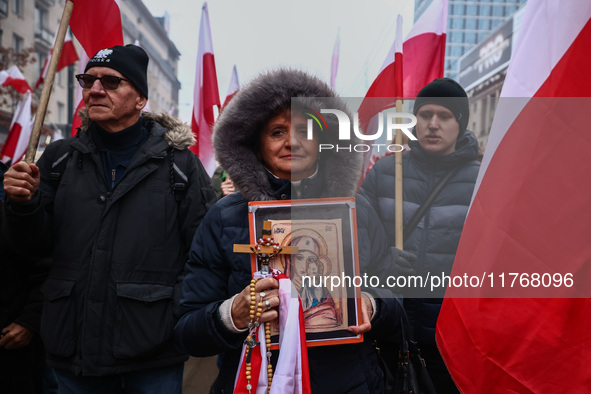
[142,0,414,123]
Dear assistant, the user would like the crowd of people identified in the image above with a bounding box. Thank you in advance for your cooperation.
[1,44,478,394]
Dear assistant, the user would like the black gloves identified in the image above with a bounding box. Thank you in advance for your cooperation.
[390,247,417,277]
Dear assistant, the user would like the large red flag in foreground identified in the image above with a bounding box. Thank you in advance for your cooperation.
[0,65,32,94]
[35,28,79,89]
[436,1,591,392]
[1,91,32,163]
[191,2,221,177]
[69,0,123,136]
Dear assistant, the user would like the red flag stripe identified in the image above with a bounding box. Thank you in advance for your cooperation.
[2,77,32,94]
[70,0,123,58]
[402,32,446,97]
[0,65,33,94]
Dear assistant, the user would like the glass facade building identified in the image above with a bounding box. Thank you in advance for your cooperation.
[415,0,527,81]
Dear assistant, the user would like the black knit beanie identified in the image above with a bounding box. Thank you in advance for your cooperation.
[413,78,469,133]
[85,44,149,98]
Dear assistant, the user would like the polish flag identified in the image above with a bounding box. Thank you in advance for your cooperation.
[0,65,32,94]
[1,91,32,163]
[357,0,447,178]
[35,28,79,89]
[436,1,591,392]
[358,0,447,131]
[69,0,123,136]
[190,2,221,177]
[234,271,310,394]
[222,65,239,110]
[330,29,340,89]
[357,15,403,178]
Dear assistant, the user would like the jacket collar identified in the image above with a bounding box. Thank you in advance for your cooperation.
[409,129,480,170]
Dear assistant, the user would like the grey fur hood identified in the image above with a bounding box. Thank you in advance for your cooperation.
[213,68,363,201]
[78,109,195,150]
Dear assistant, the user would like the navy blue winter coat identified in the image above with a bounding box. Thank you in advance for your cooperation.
[176,172,402,393]
[176,68,403,393]
[359,130,480,344]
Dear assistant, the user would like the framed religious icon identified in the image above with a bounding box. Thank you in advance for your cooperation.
[247,197,363,347]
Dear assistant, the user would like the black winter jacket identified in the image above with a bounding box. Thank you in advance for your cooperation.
[176,173,401,393]
[1,161,47,336]
[1,162,50,393]
[359,131,480,344]
[3,113,216,376]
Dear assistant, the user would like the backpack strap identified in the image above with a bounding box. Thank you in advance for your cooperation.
[168,147,189,203]
[48,143,75,187]
[403,166,461,242]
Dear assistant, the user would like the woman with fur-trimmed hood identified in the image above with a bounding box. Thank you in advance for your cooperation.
[176,68,401,393]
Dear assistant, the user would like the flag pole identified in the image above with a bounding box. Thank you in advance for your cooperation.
[394,15,404,250]
[395,99,403,249]
[24,0,74,164]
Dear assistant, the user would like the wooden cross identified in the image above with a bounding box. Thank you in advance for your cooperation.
[234,221,298,274]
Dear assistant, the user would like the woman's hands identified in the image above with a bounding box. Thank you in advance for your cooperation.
[232,278,375,334]
[231,277,281,330]
[347,294,374,335]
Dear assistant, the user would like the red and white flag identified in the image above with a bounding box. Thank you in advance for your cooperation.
[358,0,447,129]
[69,0,123,136]
[234,270,310,394]
[0,65,32,94]
[357,15,403,177]
[436,1,591,392]
[1,91,32,163]
[357,0,447,177]
[35,28,79,89]
[191,2,221,177]
[330,29,340,89]
[222,65,239,110]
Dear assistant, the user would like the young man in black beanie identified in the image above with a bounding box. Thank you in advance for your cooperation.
[2,44,216,393]
[359,77,481,393]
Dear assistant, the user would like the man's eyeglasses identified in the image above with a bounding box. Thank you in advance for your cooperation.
[75,74,129,90]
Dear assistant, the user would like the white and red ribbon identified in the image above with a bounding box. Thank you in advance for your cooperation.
[234,270,310,394]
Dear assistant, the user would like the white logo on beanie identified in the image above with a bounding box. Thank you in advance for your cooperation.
[92,49,113,61]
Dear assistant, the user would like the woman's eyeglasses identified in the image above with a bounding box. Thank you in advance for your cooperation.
[75,74,129,90]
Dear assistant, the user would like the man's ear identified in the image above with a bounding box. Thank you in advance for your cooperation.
[136,94,147,111]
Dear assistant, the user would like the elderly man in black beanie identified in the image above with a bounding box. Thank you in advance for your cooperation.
[359,77,481,394]
[2,44,216,393]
